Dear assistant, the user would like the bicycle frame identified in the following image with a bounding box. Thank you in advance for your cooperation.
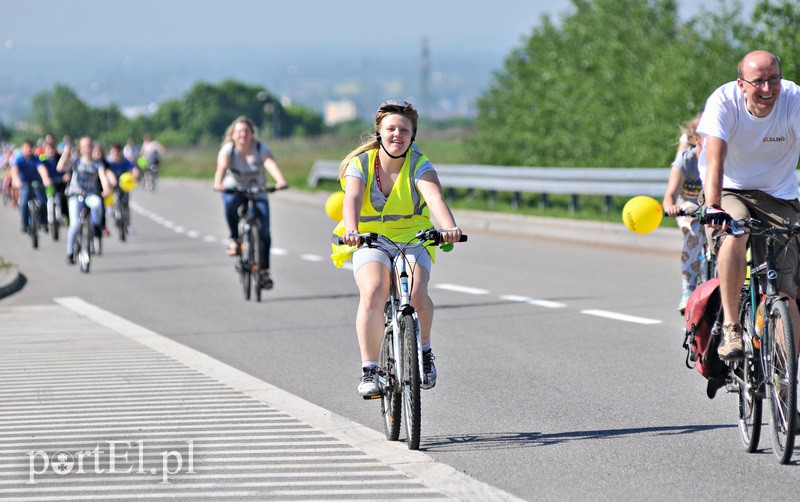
[724,217,800,463]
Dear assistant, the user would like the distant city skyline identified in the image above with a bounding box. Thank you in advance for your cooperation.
[1,0,758,123]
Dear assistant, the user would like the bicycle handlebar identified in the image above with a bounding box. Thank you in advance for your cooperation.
[337,229,468,247]
[221,185,287,195]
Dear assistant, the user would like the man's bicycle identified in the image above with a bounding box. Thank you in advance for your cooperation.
[26,181,44,249]
[340,228,467,450]
[224,185,284,302]
[718,217,800,464]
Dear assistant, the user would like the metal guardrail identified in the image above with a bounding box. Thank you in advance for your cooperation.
[307,160,800,214]
[307,160,669,213]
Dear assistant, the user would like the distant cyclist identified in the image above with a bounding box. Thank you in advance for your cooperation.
[105,143,139,231]
[123,138,140,168]
[332,100,461,398]
[140,133,165,169]
[213,116,287,288]
[10,139,47,233]
[36,141,69,226]
[60,137,112,265]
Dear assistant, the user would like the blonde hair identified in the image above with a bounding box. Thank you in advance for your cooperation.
[679,112,702,147]
[338,103,419,178]
[221,116,260,146]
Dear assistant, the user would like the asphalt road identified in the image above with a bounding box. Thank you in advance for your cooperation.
[2,179,798,500]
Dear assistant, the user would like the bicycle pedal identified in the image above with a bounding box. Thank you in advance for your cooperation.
[362,393,382,400]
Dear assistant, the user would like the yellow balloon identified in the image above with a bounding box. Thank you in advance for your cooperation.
[325,191,345,222]
[622,196,663,234]
[119,172,137,192]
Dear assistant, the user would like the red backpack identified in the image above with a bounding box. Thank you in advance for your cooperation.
[683,278,726,381]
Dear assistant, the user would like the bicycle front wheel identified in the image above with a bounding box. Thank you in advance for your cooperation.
[251,224,262,302]
[239,235,252,301]
[380,319,402,441]
[28,201,39,249]
[766,299,797,464]
[737,299,762,452]
[400,314,421,450]
[79,219,91,273]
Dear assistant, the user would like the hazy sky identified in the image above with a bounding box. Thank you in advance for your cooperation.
[0,0,759,120]
[4,0,757,57]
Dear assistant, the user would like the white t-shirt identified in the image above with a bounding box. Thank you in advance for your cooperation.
[697,79,800,200]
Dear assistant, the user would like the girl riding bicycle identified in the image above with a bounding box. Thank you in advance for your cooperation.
[663,112,706,314]
[213,116,287,288]
[332,100,462,398]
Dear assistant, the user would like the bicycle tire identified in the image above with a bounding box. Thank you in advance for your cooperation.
[79,218,91,273]
[401,313,421,450]
[737,299,762,452]
[116,201,126,242]
[28,201,39,249]
[766,299,797,464]
[252,224,262,302]
[380,313,402,441]
[240,235,251,301]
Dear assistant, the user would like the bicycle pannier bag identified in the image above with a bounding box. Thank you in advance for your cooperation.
[683,278,726,381]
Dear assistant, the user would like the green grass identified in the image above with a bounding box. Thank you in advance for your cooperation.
[160,131,675,226]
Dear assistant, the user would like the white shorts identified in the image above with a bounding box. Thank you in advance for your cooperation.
[351,239,432,276]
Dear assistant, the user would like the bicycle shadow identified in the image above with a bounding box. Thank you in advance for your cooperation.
[90,261,223,275]
[419,424,737,452]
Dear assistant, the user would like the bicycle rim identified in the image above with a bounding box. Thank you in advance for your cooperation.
[380,322,402,441]
[767,300,797,464]
[401,314,421,450]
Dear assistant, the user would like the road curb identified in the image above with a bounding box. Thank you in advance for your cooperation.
[0,265,21,300]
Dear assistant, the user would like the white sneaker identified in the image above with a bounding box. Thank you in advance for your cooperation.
[358,367,380,398]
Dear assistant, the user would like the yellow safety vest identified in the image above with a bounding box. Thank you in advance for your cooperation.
[330,147,434,267]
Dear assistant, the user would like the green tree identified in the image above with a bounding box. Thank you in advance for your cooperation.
[470,0,747,168]
[748,0,800,79]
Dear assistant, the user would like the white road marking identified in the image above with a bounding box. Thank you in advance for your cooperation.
[434,283,490,295]
[186,230,200,238]
[203,235,217,242]
[500,294,566,308]
[46,298,521,501]
[173,226,185,233]
[580,309,662,325]
[301,254,324,262]
[271,248,288,255]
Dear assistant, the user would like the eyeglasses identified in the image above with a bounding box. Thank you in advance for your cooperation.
[740,74,782,88]
[378,100,415,112]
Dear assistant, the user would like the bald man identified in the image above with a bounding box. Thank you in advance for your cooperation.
[698,50,800,369]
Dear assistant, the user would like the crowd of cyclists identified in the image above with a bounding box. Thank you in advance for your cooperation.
[1,134,164,264]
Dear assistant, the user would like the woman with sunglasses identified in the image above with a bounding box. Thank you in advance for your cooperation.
[332,100,462,398]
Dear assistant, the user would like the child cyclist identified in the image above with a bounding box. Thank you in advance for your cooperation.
[663,112,706,314]
[331,100,462,398]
